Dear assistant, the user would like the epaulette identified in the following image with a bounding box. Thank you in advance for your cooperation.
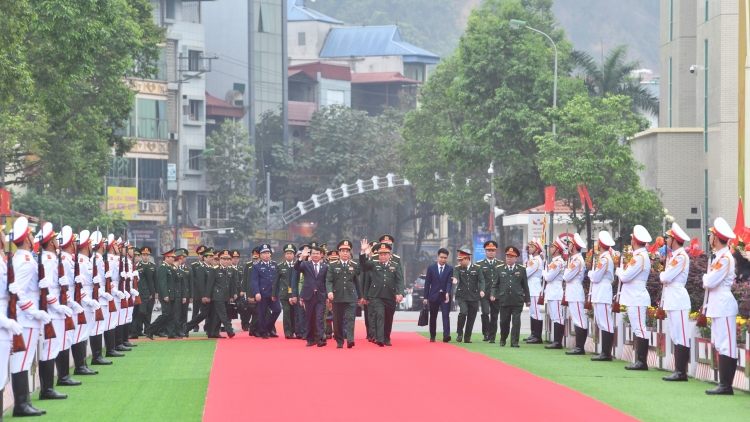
[519,264,526,268]
[246,261,253,265]
[191,261,199,266]
[392,254,400,259]
[473,264,481,267]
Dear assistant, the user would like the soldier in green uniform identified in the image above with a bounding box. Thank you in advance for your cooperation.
[271,243,298,339]
[207,250,236,338]
[241,248,260,335]
[455,248,485,343]
[476,240,504,343]
[129,248,147,338]
[489,246,530,347]
[231,250,243,323]
[364,240,378,342]
[135,246,156,336]
[178,248,192,334]
[324,248,337,339]
[326,240,362,348]
[359,240,404,347]
[185,247,218,337]
[190,245,207,332]
[145,249,176,340]
[171,249,186,338]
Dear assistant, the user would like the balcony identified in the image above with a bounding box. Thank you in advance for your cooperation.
[197,218,230,229]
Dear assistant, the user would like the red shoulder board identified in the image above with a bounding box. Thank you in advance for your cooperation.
[25,255,30,261]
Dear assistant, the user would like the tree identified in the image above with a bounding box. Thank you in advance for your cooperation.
[535,94,663,238]
[205,121,262,239]
[571,44,659,116]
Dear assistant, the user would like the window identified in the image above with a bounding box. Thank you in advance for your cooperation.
[188,50,202,71]
[704,39,708,152]
[691,207,698,214]
[213,201,226,219]
[257,3,268,33]
[188,100,203,121]
[155,47,167,81]
[326,90,345,106]
[138,158,167,200]
[404,64,425,83]
[106,157,136,188]
[188,149,203,170]
[166,0,176,20]
[198,195,207,219]
[669,0,673,41]
[298,32,306,46]
[686,219,701,229]
[668,57,672,127]
[136,98,168,139]
[705,0,709,22]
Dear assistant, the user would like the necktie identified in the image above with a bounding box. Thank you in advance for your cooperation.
[314,264,318,277]
[439,266,443,276]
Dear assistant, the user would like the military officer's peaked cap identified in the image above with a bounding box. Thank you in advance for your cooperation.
[632,225,652,244]
[483,240,498,250]
[319,244,327,253]
[35,222,56,245]
[59,226,75,248]
[77,230,91,249]
[457,249,471,259]
[174,249,185,258]
[528,238,543,251]
[571,233,587,250]
[162,248,175,257]
[337,239,352,250]
[369,240,378,248]
[710,217,735,241]
[666,222,689,244]
[504,246,520,257]
[196,245,206,255]
[375,243,392,253]
[133,248,141,255]
[141,246,153,255]
[259,244,271,253]
[598,231,616,248]
[11,217,33,245]
[202,247,213,256]
[309,242,319,249]
[328,249,339,257]
[379,234,394,244]
[219,249,232,258]
[283,243,297,253]
[232,250,241,258]
[252,247,260,258]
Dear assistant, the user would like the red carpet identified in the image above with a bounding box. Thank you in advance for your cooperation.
[203,330,635,421]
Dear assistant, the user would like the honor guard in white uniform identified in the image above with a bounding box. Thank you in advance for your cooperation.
[36,223,71,399]
[74,231,98,357]
[543,237,567,349]
[124,242,138,348]
[703,217,738,395]
[113,238,132,352]
[616,225,652,371]
[563,233,587,355]
[89,231,112,367]
[0,226,24,415]
[524,238,544,344]
[660,223,692,382]
[9,217,51,416]
[588,231,616,361]
[105,235,127,357]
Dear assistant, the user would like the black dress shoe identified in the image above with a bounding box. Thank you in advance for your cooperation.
[499,340,506,347]
[89,356,112,366]
[145,333,154,340]
[456,334,463,343]
[545,342,563,349]
[174,332,186,338]
[337,343,344,349]
[227,332,235,338]
[662,371,687,381]
[105,350,124,358]
[306,341,316,347]
[295,334,303,339]
[489,340,496,344]
[483,335,489,342]
[167,336,182,339]
[464,339,472,343]
[325,334,332,340]
[376,341,384,347]
[269,333,279,338]
[347,341,355,349]
[429,337,436,343]
[212,335,226,339]
[115,345,131,351]
[262,334,270,339]
[443,335,451,343]
[526,337,543,344]
[510,343,519,348]
[285,335,293,339]
[384,341,392,346]
[565,348,585,355]
[123,341,137,347]
[318,340,327,347]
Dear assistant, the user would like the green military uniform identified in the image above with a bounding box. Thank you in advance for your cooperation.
[206,250,235,337]
[145,250,177,338]
[272,243,298,338]
[135,248,156,335]
[489,247,529,347]
[360,242,404,346]
[363,241,378,341]
[325,240,361,347]
[190,245,207,332]
[476,247,505,342]
[455,249,485,343]
[179,250,192,332]
[171,249,186,337]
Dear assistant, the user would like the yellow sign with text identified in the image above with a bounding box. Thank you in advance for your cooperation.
[107,187,138,220]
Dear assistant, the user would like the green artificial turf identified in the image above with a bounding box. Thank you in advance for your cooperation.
[418,332,750,421]
[8,339,216,421]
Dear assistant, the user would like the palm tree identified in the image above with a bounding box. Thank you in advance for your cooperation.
[571,44,659,116]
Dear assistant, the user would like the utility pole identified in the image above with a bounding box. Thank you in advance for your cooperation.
[265,171,270,243]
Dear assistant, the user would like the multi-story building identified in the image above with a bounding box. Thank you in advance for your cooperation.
[630,0,738,243]
[110,0,214,254]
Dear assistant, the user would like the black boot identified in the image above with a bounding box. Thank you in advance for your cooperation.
[456,314,466,343]
[524,317,536,342]
[566,326,587,355]
[591,331,614,361]
[105,329,124,357]
[706,355,736,395]
[625,337,649,370]
[39,360,68,400]
[12,371,45,416]
[481,314,489,341]
[115,326,131,351]
[663,344,689,381]
[55,349,82,386]
[87,335,110,367]
[545,322,564,349]
[527,319,543,344]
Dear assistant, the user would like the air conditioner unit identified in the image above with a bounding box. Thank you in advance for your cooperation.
[169,132,178,141]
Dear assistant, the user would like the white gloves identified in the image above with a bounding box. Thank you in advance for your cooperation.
[92,275,102,285]
[104,271,112,279]
[615,268,623,277]
[114,290,125,300]
[38,276,51,289]
[587,270,593,279]
[75,275,85,284]
[8,282,20,295]
[68,301,84,314]
[30,310,52,325]
[0,317,23,336]
[83,298,101,310]
[130,289,140,297]
[58,275,69,286]
[98,288,113,301]
[123,290,131,300]
[51,303,73,317]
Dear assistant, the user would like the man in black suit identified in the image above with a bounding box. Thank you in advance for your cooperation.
[423,248,454,342]
[294,246,328,347]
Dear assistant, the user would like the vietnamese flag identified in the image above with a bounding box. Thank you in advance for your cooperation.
[734,197,746,240]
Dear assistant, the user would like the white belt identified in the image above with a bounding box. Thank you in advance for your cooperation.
[546,280,563,284]
[26,292,40,298]
[48,287,60,295]
[0,299,8,306]
[83,287,94,294]
[565,281,582,285]
[627,281,647,285]
[710,286,732,292]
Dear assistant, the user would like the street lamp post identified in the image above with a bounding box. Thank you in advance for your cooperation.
[509,19,558,134]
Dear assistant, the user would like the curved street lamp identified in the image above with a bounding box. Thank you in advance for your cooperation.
[509,19,558,134]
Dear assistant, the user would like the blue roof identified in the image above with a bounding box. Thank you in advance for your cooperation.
[287,0,342,24]
[319,26,440,64]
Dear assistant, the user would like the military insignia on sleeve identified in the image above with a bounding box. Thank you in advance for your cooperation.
[670,260,679,267]
[712,262,723,270]
[550,263,557,270]
[569,264,575,270]
[596,262,603,269]
[629,259,636,266]
[25,255,30,261]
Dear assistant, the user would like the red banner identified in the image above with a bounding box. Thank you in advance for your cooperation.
[544,186,556,212]
[0,189,9,215]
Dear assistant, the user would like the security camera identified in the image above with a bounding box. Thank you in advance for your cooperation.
[690,65,696,74]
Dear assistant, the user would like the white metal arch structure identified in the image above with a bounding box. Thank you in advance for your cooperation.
[282,173,410,224]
